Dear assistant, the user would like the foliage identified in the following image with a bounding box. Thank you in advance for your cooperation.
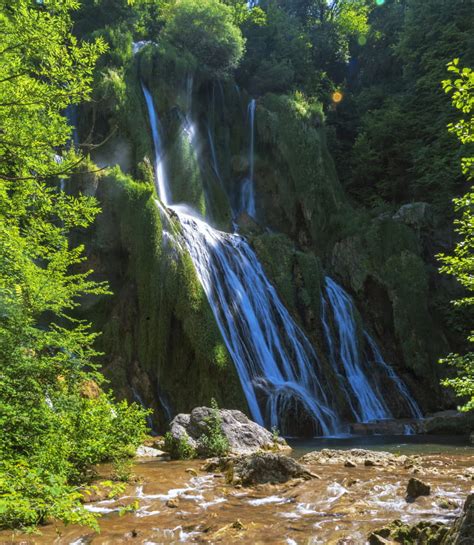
[164,431,197,460]
[330,0,473,212]
[163,0,245,79]
[438,60,474,412]
[199,398,230,457]
[0,0,148,530]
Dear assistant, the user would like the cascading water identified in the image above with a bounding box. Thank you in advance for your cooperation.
[322,277,422,421]
[141,81,422,435]
[142,84,339,434]
[142,84,172,206]
[207,124,223,187]
[239,98,256,218]
[173,208,340,435]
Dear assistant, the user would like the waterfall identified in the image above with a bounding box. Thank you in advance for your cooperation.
[322,277,422,421]
[239,98,256,218]
[141,85,339,434]
[365,333,423,419]
[141,82,421,435]
[141,84,172,206]
[132,387,156,433]
[207,124,223,186]
[173,207,340,435]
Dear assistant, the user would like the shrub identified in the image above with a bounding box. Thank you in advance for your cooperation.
[164,432,196,460]
[198,399,230,457]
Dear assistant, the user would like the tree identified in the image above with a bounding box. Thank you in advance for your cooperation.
[163,0,245,79]
[438,59,474,412]
[0,0,147,529]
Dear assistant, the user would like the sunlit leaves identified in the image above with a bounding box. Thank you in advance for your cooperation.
[438,59,474,411]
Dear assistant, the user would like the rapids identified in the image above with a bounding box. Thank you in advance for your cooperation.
[4,443,472,544]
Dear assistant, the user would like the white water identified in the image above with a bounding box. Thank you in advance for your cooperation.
[323,277,391,422]
[323,277,422,421]
[174,209,340,434]
[240,98,256,217]
[142,84,172,206]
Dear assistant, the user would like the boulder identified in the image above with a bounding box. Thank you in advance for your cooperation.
[136,445,166,458]
[406,477,431,500]
[169,407,288,456]
[215,452,318,486]
[300,449,413,468]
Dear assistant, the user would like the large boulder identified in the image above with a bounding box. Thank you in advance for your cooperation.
[212,452,318,486]
[169,407,288,455]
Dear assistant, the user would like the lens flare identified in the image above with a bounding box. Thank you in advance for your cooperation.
[376,0,385,5]
[358,35,367,46]
[332,91,343,104]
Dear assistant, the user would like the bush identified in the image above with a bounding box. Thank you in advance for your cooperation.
[163,0,245,79]
[199,399,230,457]
[164,431,197,460]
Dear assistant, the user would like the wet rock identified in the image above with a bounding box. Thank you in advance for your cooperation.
[169,407,289,456]
[441,493,474,545]
[368,534,397,545]
[437,497,458,510]
[406,477,431,500]
[136,445,166,458]
[300,449,412,468]
[416,410,474,435]
[369,519,449,545]
[166,498,179,508]
[350,419,418,436]
[215,453,318,486]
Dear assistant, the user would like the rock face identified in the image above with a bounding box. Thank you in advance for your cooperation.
[169,407,287,455]
[214,453,318,486]
[300,449,413,468]
[442,493,474,545]
[406,477,431,500]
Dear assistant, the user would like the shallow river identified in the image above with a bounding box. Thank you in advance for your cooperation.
[2,437,472,545]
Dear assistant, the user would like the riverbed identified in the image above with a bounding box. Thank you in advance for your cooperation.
[2,437,472,545]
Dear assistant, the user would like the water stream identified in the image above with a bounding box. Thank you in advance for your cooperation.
[239,98,256,217]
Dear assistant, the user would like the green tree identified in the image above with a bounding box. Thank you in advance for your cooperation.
[163,0,245,79]
[0,0,147,529]
[438,59,474,412]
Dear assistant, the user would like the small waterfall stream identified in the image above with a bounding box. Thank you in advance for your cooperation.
[141,82,422,434]
[322,277,422,421]
[239,98,256,218]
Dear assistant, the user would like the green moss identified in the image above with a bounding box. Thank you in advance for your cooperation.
[256,92,351,250]
[87,166,246,421]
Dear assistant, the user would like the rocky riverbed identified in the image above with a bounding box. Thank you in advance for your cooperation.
[2,445,472,544]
